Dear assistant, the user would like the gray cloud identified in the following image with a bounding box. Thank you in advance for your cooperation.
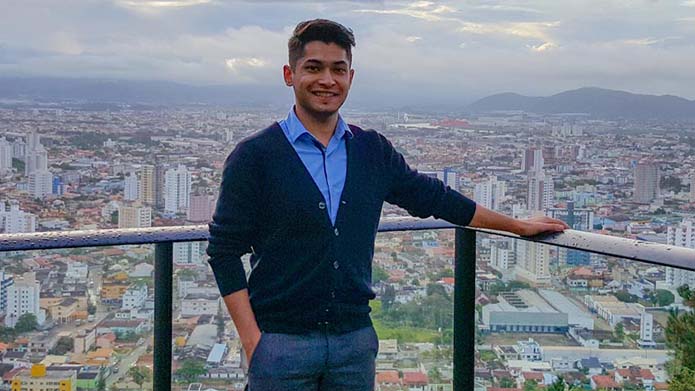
[1,0,695,106]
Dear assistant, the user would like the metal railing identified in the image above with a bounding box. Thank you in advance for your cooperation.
[1,218,694,391]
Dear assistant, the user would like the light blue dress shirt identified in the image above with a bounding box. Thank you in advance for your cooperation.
[279,108,352,226]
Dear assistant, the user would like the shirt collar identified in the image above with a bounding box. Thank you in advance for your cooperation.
[284,106,353,144]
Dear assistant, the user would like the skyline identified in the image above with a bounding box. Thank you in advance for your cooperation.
[2,1,695,107]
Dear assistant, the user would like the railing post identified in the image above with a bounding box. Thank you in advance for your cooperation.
[154,242,173,391]
[454,228,476,391]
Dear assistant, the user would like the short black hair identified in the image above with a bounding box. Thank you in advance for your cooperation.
[288,19,356,69]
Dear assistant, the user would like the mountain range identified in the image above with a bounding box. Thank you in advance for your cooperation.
[467,87,695,120]
[1,77,694,120]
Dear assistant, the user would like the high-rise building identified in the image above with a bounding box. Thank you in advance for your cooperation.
[28,170,53,198]
[124,173,139,201]
[155,163,167,209]
[138,165,156,205]
[0,271,15,314]
[420,168,459,189]
[690,171,695,203]
[0,137,12,175]
[639,312,655,347]
[521,147,543,173]
[474,176,506,211]
[489,238,515,274]
[118,204,152,229]
[173,242,202,265]
[0,201,37,234]
[187,194,216,222]
[634,162,660,203]
[24,145,48,176]
[527,170,554,211]
[165,164,191,214]
[513,207,551,285]
[547,201,594,266]
[666,220,695,289]
[5,272,45,328]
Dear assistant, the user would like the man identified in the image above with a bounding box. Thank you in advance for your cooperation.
[207,19,569,391]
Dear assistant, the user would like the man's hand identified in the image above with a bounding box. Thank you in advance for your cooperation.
[514,215,570,237]
[470,204,570,236]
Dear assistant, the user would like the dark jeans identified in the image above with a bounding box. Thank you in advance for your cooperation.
[246,326,378,391]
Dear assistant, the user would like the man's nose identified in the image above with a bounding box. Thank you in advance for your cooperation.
[317,69,336,86]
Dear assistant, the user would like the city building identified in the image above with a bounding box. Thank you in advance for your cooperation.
[0,137,12,175]
[665,220,695,289]
[0,271,14,314]
[547,201,594,265]
[584,295,644,327]
[11,364,76,391]
[173,242,203,265]
[138,165,156,205]
[181,293,221,316]
[164,164,191,214]
[690,171,695,203]
[25,146,48,176]
[121,284,148,310]
[124,172,139,201]
[527,169,554,211]
[634,162,660,203]
[474,176,506,211]
[639,312,655,348]
[521,147,543,173]
[28,170,54,198]
[489,238,515,275]
[5,272,46,328]
[187,194,216,222]
[117,204,152,229]
[481,289,569,333]
[0,201,37,233]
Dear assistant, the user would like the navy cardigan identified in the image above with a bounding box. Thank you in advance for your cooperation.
[207,123,477,334]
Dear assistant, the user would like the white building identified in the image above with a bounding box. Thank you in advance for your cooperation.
[0,201,37,234]
[173,242,203,265]
[527,169,554,211]
[25,145,48,176]
[489,238,515,274]
[665,220,695,289]
[522,147,543,173]
[690,171,695,203]
[122,284,148,310]
[28,170,53,198]
[634,162,660,204]
[181,293,221,316]
[639,312,655,347]
[474,176,506,211]
[165,164,191,214]
[0,137,12,175]
[118,204,152,229]
[124,173,139,201]
[65,262,89,281]
[5,272,45,328]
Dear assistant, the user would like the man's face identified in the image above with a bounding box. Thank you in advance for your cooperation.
[283,41,354,119]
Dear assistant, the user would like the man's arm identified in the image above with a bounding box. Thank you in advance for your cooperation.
[379,133,568,235]
[469,204,569,236]
[207,142,262,361]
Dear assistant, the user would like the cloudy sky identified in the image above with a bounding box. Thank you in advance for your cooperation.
[2,0,695,106]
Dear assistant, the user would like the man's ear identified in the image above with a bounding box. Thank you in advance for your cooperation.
[282,65,293,86]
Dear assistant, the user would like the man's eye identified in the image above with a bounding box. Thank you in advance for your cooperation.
[334,68,347,74]
[307,66,320,72]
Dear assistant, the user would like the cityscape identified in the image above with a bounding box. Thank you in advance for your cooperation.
[0,101,694,391]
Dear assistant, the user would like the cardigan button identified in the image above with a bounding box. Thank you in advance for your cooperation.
[333,261,340,270]
[334,228,340,236]
[318,202,326,209]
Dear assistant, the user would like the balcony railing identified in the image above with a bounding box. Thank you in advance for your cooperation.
[1,218,694,391]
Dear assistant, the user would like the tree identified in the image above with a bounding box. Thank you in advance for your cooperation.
[666,285,695,390]
[127,366,151,391]
[614,290,639,303]
[372,264,389,284]
[523,379,539,391]
[656,289,676,307]
[14,313,38,333]
[97,368,106,391]
[49,336,74,355]
[613,322,625,342]
[547,377,566,391]
[499,377,515,388]
[0,326,17,343]
[175,359,206,384]
[428,367,443,384]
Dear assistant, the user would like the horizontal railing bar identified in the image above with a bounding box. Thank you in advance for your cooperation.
[0,218,693,271]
